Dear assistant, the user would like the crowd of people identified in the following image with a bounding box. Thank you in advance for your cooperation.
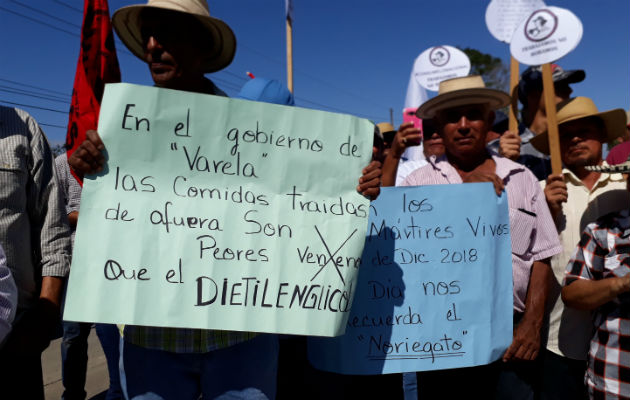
[1,0,629,399]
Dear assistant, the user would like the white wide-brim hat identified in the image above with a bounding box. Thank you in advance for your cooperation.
[112,0,236,73]
[416,75,511,119]
[530,97,627,155]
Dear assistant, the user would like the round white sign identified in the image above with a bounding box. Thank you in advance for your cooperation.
[413,45,471,91]
[510,6,583,66]
[486,0,546,43]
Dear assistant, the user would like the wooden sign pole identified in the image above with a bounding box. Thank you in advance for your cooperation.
[286,18,294,93]
[508,56,519,132]
[541,63,562,174]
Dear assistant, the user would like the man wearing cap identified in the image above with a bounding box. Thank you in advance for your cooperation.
[529,97,629,399]
[69,1,382,399]
[401,75,562,398]
[491,64,585,181]
[561,160,630,399]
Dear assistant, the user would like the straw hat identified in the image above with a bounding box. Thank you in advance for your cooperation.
[376,122,396,134]
[415,75,510,119]
[112,0,236,73]
[529,97,627,154]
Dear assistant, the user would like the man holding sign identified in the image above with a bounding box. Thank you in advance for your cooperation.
[402,75,561,398]
[69,0,381,399]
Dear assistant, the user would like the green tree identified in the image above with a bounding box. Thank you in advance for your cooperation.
[460,47,509,92]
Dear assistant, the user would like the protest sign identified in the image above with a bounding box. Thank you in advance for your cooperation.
[485,0,546,44]
[485,0,545,130]
[308,184,513,374]
[510,6,583,174]
[413,46,471,91]
[510,6,583,66]
[63,83,373,336]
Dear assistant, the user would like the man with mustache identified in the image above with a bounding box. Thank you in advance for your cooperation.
[530,97,630,399]
[402,75,561,399]
[69,1,381,399]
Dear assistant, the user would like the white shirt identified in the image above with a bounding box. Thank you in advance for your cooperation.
[541,166,630,360]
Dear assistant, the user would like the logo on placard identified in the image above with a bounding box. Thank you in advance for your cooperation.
[429,46,450,67]
[524,9,558,42]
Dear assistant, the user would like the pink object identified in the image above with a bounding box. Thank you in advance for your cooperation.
[402,107,422,144]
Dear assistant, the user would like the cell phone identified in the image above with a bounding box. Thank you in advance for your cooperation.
[402,107,422,144]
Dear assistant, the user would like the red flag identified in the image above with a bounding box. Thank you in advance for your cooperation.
[66,0,121,184]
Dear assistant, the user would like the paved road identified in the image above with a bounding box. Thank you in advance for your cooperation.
[42,327,110,400]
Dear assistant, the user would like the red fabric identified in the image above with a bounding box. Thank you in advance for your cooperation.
[65,0,121,184]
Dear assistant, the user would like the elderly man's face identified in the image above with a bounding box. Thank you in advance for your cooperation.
[139,10,210,88]
[435,105,492,159]
[559,117,605,169]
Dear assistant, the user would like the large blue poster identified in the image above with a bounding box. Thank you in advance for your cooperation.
[308,183,513,374]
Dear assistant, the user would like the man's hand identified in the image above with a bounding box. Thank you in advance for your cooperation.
[357,160,382,200]
[3,276,62,355]
[499,131,521,160]
[389,122,422,159]
[68,130,106,176]
[462,171,504,196]
[502,316,541,362]
[544,174,567,218]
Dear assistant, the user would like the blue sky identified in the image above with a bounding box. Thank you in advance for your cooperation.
[0,0,628,145]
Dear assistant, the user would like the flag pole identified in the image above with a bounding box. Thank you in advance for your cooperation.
[286,17,293,93]
[541,63,562,174]
[508,56,519,132]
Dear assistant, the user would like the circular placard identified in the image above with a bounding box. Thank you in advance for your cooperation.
[510,6,583,65]
[413,45,471,91]
[486,0,546,43]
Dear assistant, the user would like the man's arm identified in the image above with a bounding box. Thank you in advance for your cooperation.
[381,122,421,187]
[503,258,552,362]
[562,275,630,310]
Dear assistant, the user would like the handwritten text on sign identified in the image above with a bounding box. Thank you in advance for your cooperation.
[308,184,513,374]
[63,83,372,336]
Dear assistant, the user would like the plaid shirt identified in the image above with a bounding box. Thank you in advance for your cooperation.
[0,106,71,310]
[54,153,82,244]
[565,209,630,398]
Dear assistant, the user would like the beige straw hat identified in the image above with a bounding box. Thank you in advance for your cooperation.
[530,97,626,154]
[112,0,236,72]
[415,75,511,119]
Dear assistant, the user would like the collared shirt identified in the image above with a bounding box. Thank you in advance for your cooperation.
[402,154,562,312]
[395,157,427,186]
[0,106,72,310]
[123,79,256,353]
[564,210,630,397]
[54,153,82,244]
[542,166,629,360]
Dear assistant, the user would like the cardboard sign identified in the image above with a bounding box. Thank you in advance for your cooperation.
[486,0,546,43]
[510,6,583,65]
[63,83,373,337]
[308,185,513,374]
[413,46,471,91]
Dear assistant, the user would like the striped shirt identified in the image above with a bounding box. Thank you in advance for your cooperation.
[402,154,562,312]
[123,79,257,353]
[0,106,72,310]
[564,209,630,398]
